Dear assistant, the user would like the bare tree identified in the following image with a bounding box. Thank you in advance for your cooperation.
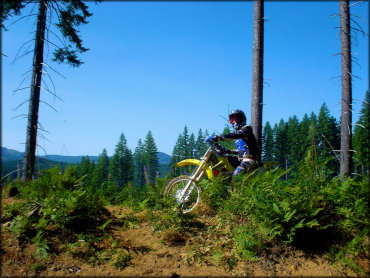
[2,0,94,180]
[339,0,353,177]
[250,0,264,161]
[22,0,48,180]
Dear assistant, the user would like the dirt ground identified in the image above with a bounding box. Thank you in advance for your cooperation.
[1,199,367,277]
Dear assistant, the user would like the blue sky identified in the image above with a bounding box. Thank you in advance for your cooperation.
[2,1,369,156]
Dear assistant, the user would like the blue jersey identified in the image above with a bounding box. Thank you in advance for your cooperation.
[222,125,259,160]
[235,139,249,154]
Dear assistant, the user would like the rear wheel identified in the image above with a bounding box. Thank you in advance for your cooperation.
[164,175,201,214]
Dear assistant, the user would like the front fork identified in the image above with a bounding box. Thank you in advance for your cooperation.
[179,149,211,203]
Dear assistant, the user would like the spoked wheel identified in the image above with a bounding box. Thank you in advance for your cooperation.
[164,175,201,214]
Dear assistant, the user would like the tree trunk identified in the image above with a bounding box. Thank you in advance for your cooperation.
[339,0,352,177]
[251,0,264,160]
[22,0,47,180]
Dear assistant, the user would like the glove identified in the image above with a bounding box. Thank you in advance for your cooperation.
[206,136,215,143]
[215,147,226,156]
[206,135,221,144]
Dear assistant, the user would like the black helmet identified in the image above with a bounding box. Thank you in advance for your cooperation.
[229,109,246,130]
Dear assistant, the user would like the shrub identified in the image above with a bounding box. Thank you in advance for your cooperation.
[41,188,107,233]
[6,166,108,243]
[211,152,370,266]
[201,176,232,211]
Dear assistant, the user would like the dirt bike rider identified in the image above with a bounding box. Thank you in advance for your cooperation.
[206,109,260,176]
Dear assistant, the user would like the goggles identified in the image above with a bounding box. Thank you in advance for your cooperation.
[229,114,242,124]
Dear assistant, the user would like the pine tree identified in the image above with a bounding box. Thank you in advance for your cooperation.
[310,112,319,148]
[262,121,274,161]
[124,148,134,184]
[181,126,190,159]
[91,149,109,190]
[0,1,24,30]
[79,156,91,179]
[353,91,370,174]
[308,116,319,162]
[297,114,311,161]
[286,116,300,167]
[143,131,159,183]
[134,139,146,187]
[189,133,195,159]
[273,120,288,168]
[109,133,134,189]
[171,134,183,176]
[194,128,209,158]
[89,161,96,177]
[317,103,340,173]
[194,129,204,159]
[202,129,210,154]
[108,154,119,184]
[109,134,124,188]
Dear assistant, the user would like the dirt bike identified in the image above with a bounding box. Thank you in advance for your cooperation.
[164,142,277,213]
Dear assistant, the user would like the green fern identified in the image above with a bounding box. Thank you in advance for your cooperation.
[31,231,49,260]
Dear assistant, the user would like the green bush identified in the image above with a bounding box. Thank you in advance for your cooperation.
[1,201,28,223]
[19,165,84,202]
[197,151,370,268]
[104,177,170,211]
[41,188,106,232]
[201,176,232,211]
[9,213,39,240]
[322,176,369,233]
[6,166,108,244]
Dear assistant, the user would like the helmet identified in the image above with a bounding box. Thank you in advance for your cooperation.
[229,109,246,130]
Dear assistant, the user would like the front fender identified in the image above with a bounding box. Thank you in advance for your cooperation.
[176,159,214,180]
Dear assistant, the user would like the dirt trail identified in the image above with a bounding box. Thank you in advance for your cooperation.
[1,200,364,277]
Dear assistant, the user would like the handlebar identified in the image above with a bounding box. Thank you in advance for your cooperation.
[209,142,234,157]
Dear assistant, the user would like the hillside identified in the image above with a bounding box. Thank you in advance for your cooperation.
[1,159,72,180]
[1,147,24,162]
[1,147,171,178]
[1,199,366,277]
[1,147,171,165]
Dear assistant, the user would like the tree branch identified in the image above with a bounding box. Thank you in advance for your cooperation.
[350,27,368,37]
[42,62,67,79]
[11,114,28,120]
[45,25,67,47]
[12,99,30,111]
[40,100,58,112]
[36,143,47,155]
[350,14,368,24]
[11,50,34,64]
[40,86,64,102]
[37,121,51,135]
[12,86,31,94]
[349,1,364,7]
[43,38,60,49]
[12,38,35,63]
[41,67,57,95]
[6,14,37,27]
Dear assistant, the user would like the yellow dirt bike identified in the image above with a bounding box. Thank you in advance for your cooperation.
[164,142,277,213]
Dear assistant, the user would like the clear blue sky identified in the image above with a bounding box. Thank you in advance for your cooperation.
[2,1,369,156]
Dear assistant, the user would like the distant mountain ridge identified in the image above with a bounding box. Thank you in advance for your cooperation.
[1,147,171,165]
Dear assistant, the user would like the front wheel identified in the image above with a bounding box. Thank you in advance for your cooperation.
[164,175,201,214]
